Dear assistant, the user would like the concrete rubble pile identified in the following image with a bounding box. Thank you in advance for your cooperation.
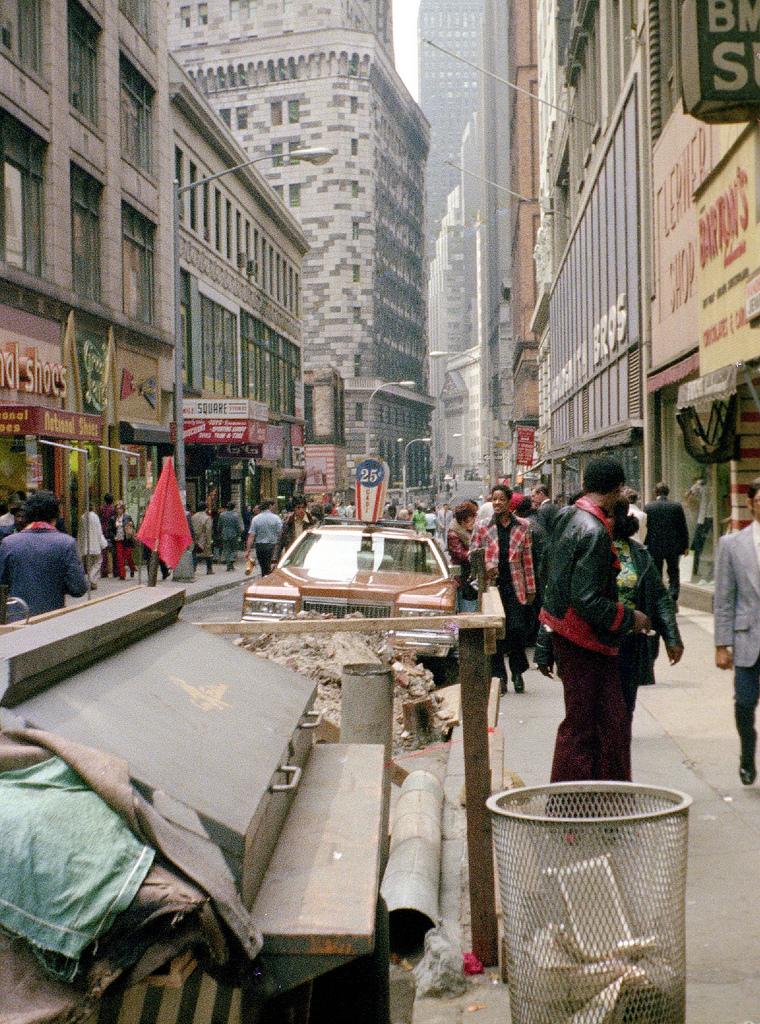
[235,612,453,755]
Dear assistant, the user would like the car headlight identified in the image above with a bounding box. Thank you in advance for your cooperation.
[243,597,297,618]
[397,607,443,617]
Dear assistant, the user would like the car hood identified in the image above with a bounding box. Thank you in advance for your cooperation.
[245,566,454,605]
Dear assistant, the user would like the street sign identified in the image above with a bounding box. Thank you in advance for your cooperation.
[355,458,389,522]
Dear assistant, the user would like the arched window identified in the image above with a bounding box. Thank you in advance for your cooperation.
[217,66,226,90]
[237,63,247,86]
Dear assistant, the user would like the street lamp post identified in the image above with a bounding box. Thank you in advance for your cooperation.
[364,380,415,458]
[402,436,431,510]
[172,146,334,577]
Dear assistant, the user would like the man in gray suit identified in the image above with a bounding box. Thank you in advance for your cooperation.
[714,476,760,785]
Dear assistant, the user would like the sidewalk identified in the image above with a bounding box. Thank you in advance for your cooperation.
[67,552,254,609]
[415,607,760,1024]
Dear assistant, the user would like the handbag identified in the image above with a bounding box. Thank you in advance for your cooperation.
[124,519,136,544]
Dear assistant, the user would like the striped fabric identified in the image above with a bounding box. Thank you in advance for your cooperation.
[93,969,243,1024]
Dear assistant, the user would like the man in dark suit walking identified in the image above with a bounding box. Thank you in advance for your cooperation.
[644,482,690,605]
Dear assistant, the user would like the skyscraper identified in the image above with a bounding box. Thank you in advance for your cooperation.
[418,0,483,235]
[169,1,432,489]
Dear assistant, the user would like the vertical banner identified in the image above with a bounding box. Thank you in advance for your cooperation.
[355,458,389,522]
[515,426,535,467]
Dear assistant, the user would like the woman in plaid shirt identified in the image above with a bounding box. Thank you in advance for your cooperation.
[470,485,536,692]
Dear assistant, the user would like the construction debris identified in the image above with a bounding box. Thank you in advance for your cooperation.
[235,613,455,756]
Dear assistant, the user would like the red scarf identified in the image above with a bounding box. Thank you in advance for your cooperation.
[574,496,620,571]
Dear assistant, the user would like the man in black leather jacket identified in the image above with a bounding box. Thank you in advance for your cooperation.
[539,457,650,782]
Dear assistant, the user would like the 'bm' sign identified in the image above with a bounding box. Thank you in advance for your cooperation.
[682,0,760,122]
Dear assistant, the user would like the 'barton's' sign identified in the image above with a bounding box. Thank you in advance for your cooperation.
[682,0,760,122]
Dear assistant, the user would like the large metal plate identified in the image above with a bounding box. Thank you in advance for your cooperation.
[15,620,316,853]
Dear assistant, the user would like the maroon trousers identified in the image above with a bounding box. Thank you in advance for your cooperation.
[550,633,631,783]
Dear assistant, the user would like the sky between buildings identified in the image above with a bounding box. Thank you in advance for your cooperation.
[392,0,421,99]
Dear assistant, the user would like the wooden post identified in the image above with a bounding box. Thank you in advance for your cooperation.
[470,547,486,612]
[458,624,498,966]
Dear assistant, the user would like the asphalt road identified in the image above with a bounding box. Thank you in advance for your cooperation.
[184,579,249,623]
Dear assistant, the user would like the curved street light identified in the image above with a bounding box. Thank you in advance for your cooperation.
[403,436,431,510]
[364,380,415,457]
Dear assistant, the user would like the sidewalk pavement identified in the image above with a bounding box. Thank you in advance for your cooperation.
[67,551,255,609]
[415,607,760,1024]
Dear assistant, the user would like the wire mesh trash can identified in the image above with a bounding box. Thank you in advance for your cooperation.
[487,782,692,1024]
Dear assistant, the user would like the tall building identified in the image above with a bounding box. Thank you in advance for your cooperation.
[0,0,175,526]
[169,0,433,494]
[418,0,483,235]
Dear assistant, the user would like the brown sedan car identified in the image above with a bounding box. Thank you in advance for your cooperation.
[242,520,458,668]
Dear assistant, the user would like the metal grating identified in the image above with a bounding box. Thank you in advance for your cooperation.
[488,783,691,1024]
[301,598,392,619]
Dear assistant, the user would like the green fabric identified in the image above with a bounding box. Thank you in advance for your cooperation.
[0,755,154,982]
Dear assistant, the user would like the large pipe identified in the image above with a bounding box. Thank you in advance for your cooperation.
[381,769,443,955]
[341,662,393,870]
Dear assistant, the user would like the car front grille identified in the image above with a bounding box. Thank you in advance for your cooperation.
[301,598,393,619]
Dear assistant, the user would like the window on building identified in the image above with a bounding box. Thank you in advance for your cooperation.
[68,1,98,124]
[71,163,101,302]
[351,180,359,198]
[271,100,282,125]
[198,2,207,25]
[120,55,153,173]
[350,138,358,156]
[214,187,221,250]
[253,227,259,280]
[188,161,197,230]
[241,314,299,415]
[225,198,232,258]
[273,184,283,199]
[122,202,154,324]
[271,141,283,167]
[0,112,44,275]
[354,353,361,376]
[355,402,363,421]
[236,106,247,129]
[202,180,209,240]
[288,99,299,123]
[289,183,300,207]
[352,219,359,240]
[0,0,41,73]
[174,145,182,201]
[353,306,361,323]
[180,5,190,26]
[200,293,236,395]
[119,0,150,37]
[350,96,358,113]
[219,108,230,127]
[352,264,360,282]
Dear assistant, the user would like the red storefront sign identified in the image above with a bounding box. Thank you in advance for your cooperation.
[515,425,535,467]
[0,405,101,441]
[173,418,269,445]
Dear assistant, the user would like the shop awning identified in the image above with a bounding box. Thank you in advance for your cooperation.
[675,365,738,464]
[676,364,738,417]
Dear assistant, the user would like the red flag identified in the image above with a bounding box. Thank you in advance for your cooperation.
[136,458,193,569]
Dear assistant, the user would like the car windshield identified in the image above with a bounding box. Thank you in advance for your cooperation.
[281,531,444,581]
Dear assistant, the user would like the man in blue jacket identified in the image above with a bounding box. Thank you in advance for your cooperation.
[0,491,87,617]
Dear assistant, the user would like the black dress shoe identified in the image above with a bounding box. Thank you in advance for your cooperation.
[513,675,525,693]
[499,675,508,695]
[740,765,757,785]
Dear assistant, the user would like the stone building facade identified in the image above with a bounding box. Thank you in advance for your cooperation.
[168,0,433,494]
[0,0,175,528]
